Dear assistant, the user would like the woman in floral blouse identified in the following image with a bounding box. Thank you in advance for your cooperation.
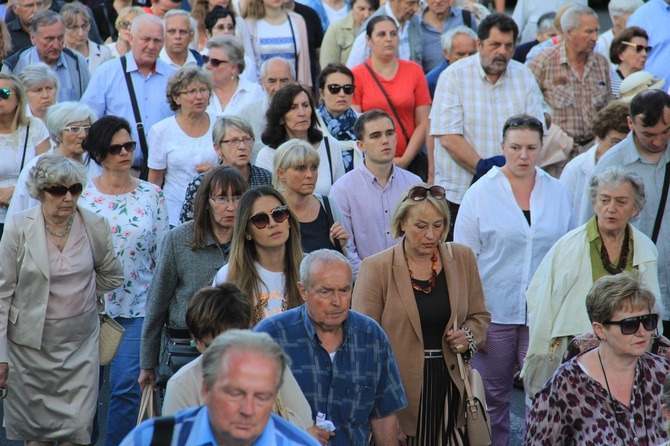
[80,115,169,446]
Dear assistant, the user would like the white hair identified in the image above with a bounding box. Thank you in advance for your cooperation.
[164,9,197,33]
[260,56,295,81]
[130,13,164,37]
[440,25,477,53]
[608,0,643,21]
[560,4,597,32]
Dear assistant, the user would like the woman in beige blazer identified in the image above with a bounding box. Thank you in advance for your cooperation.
[353,184,490,446]
[0,154,123,445]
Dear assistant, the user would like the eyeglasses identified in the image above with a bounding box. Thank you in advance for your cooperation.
[603,313,658,335]
[502,116,544,138]
[203,55,230,67]
[63,125,91,135]
[43,183,83,197]
[209,195,241,205]
[213,24,235,32]
[66,23,91,33]
[118,20,132,29]
[0,88,11,100]
[220,137,254,147]
[166,29,193,36]
[180,87,209,98]
[248,205,290,229]
[604,135,623,146]
[326,83,355,95]
[622,41,652,53]
[405,185,446,201]
[108,141,137,155]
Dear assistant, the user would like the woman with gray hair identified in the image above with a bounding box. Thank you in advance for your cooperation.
[0,153,123,444]
[148,66,219,227]
[18,63,59,125]
[526,272,670,445]
[178,115,272,223]
[523,166,660,401]
[204,35,263,116]
[6,101,98,219]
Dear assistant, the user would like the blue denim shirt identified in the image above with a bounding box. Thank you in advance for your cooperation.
[254,305,408,446]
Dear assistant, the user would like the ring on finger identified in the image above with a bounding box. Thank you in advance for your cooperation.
[455,344,464,350]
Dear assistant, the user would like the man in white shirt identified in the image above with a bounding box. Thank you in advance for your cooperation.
[159,10,202,68]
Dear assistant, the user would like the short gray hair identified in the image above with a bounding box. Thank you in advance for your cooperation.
[440,25,477,53]
[537,12,557,35]
[18,62,59,92]
[27,153,87,202]
[131,13,164,37]
[206,35,245,74]
[608,0,643,21]
[45,101,97,141]
[299,249,351,292]
[272,139,320,192]
[164,9,197,33]
[165,66,214,111]
[588,166,646,212]
[30,10,63,36]
[260,56,295,81]
[561,4,597,32]
[212,115,255,147]
[201,329,286,390]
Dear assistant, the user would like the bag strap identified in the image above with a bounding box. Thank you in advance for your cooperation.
[150,416,175,446]
[323,137,334,185]
[286,15,299,77]
[19,124,30,173]
[120,55,149,180]
[462,9,472,29]
[652,161,670,243]
[321,195,343,253]
[363,62,410,144]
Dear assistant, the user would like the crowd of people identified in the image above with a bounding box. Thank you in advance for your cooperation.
[1,0,670,444]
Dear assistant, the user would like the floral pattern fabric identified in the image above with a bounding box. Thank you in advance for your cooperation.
[80,180,169,318]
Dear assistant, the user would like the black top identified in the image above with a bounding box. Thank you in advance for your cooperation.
[293,1,323,91]
[522,209,531,226]
[414,269,450,350]
[300,205,334,253]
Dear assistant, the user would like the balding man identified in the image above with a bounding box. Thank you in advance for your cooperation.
[81,14,176,178]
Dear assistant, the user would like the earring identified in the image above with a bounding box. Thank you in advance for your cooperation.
[245,234,252,240]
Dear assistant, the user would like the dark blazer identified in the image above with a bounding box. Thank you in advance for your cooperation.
[353,241,490,436]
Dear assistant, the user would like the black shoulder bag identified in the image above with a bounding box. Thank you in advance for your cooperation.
[322,195,343,253]
[120,55,150,180]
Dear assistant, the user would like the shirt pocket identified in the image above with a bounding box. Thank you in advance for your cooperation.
[336,380,376,425]
[547,85,574,111]
[589,82,610,111]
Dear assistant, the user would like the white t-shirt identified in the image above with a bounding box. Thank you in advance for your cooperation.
[147,113,218,226]
[257,19,300,66]
[213,261,286,321]
[205,77,264,117]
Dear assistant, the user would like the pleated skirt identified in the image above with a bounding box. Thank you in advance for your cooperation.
[5,306,99,443]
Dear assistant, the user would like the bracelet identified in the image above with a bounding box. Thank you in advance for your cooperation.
[461,326,477,360]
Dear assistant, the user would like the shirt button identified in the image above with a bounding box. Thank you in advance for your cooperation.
[630,419,634,424]
[634,438,638,442]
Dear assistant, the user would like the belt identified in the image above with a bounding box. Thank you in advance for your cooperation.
[574,135,595,146]
[424,349,443,358]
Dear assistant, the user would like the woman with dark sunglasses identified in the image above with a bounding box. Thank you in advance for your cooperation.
[213,186,303,325]
[527,272,670,445]
[454,113,574,444]
[79,115,170,445]
[353,183,490,445]
[0,153,123,445]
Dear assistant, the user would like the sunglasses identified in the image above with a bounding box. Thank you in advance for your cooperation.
[622,41,652,53]
[502,116,544,138]
[326,84,355,95]
[118,20,132,29]
[248,205,290,229]
[603,313,658,335]
[0,88,11,100]
[43,183,83,197]
[405,185,446,201]
[108,141,137,155]
[203,55,230,68]
[63,125,91,135]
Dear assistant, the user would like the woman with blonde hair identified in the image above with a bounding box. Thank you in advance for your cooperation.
[0,19,12,66]
[105,6,145,58]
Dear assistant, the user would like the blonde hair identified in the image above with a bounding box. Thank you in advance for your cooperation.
[115,6,145,32]
[390,183,450,241]
[0,73,29,132]
[272,139,320,193]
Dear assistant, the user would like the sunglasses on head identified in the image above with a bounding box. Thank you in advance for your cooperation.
[108,141,137,155]
[203,55,229,68]
[0,88,11,100]
[603,313,658,335]
[326,84,355,95]
[622,41,652,53]
[405,185,446,202]
[43,183,83,197]
[502,116,544,138]
[248,205,290,229]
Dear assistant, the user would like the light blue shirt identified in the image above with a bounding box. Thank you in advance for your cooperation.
[627,0,670,88]
[80,55,176,166]
[297,0,329,32]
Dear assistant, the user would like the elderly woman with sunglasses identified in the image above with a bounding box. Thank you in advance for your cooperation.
[609,26,650,97]
[213,186,303,325]
[353,183,490,445]
[526,273,670,445]
[79,115,169,445]
[0,153,123,445]
[454,114,574,445]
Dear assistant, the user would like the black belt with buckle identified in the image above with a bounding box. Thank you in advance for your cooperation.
[424,350,443,358]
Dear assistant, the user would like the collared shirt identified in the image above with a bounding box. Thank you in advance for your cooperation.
[429,53,546,203]
[589,132,670,319]
[559,143,598,225]
[419,6,475,73]
[159,47,199,69]
[330,163,421,278]
[254,305,407,446]
[205,77,264,117]
[454,166,575,324]
[627,0,670,88]
[80,55,176,166]
[120,405,319,446]
[585,216,635,281]
[527,42,613,140]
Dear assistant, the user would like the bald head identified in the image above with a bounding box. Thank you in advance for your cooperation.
[260,57,295,98]
[130,14,165,70]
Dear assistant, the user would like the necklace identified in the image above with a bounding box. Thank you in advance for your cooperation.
[45,213,74,238]
[600,225,630,275]
[404,244,438,294]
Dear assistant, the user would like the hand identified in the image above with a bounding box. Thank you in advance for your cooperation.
[0,186,15,207]
[195,162,215,173]
[329,222,349,248]
[138,368,156,392]
[307,425,334,445]
[446,328,469,354]
[0,363,8,389]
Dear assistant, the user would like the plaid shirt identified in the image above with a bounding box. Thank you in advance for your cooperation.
[527,42,613,141]
[254,305,408,446]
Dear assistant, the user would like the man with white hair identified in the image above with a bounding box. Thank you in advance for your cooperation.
[627,0,670,88]
[81,13,176,178]
[595,0,644,63]
[528,5,613,163]
[425,25,477,98]
[159,9,203,68]
[512,0,586,44]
